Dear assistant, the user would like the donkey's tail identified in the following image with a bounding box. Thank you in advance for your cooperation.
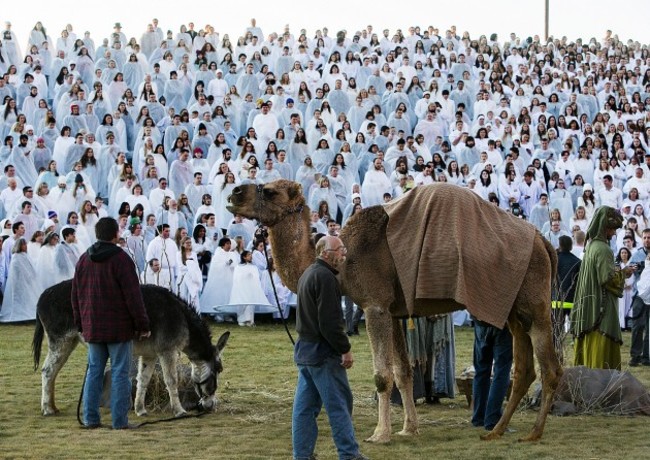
[32,313,44,372]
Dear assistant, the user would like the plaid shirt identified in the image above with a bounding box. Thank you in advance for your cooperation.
[72,244,149,343]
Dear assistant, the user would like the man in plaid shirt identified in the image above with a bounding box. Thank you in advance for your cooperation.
[72,217,150,430]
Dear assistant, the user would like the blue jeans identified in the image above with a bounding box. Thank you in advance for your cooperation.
[292,356,360,460]
[83,341,133,429]
[472,322,513,430]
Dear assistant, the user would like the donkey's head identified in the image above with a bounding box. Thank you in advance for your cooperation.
[191,331,230,411]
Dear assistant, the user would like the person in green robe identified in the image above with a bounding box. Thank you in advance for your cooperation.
[570,206,636,370]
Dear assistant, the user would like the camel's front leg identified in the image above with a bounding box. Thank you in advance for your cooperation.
[391,317,419,437]
[363,306,395,444]
[159,352,187,417]
[134,356,157,416]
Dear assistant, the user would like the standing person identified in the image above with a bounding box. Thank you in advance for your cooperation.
[52,227,80,284]
[0,238,38,323]
[628,228,650,366]
[72,217,150,430]
[471,319,513,432]
[570,206,635,370]
[292,236,367,460]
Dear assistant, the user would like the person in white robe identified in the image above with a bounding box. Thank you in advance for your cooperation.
[0,238,39,323]
[176,236,203,312]
[228,250,271,326]
[35,231,59,292]
[140,257,173,291]
[168,150,194,197]
[362,158,392,206]
[52,227,81,285]
[200,237,238,315]
[145,224,178,287]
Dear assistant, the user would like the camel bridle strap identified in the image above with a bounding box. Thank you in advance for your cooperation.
[256,221,296,346]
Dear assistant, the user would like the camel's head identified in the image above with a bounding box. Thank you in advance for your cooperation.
[227,180,306,226]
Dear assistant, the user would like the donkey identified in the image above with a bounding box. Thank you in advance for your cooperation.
[33,281,230,417]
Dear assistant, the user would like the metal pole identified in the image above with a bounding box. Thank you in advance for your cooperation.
[545,0,549,42]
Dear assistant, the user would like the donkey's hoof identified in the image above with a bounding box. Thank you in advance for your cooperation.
[42,406,59,416]
[365,432,390,444]
[397,428,419,437]
[135,409,148,417]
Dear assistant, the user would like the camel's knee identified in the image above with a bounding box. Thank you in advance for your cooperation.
[374,373,391,393]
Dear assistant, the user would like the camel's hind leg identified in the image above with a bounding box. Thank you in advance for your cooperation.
[134,356,157,416]
[41,333,80,415]
[482,315,535,440]
[159,351,187,417]
[391,316,419,437]
[364,306,397,444]
[485,235,562,441]
[519,310,562,441]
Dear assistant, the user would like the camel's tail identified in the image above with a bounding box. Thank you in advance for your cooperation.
[32,314,44,372]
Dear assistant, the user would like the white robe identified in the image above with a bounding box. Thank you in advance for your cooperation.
[228,262,271,324]
[146,236,178,286]
[52,241,80,285]
[177,256,202,312]
[35,245,57,292]
[362,169,392,206]
[0,253,38,322]
[200,247,238,313]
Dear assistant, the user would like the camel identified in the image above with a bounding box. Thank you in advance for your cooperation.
[227,180,563,442]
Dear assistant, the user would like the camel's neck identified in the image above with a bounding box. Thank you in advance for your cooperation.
[269,208,314,292]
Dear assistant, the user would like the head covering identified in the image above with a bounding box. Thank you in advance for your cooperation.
[47,210,57,219]
[41,219,55,232]
[583,183,593,192]
[585,206,623,242]
[0,218,10,237]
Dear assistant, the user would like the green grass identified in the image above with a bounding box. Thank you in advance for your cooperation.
[0,321,648,459]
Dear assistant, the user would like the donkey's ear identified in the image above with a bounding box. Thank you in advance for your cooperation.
[215,331,230,352]
[288,183,303,199]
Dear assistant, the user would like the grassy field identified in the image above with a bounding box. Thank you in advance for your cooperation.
[0,320,648,460]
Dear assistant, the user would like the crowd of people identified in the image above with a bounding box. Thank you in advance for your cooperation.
[0,18,647,365]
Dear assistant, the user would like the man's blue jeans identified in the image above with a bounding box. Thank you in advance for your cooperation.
[83,341,133,429]
[471,322,513,430]
[292,356,360,460]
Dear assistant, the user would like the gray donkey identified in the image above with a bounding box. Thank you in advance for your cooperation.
[33,280,229,417]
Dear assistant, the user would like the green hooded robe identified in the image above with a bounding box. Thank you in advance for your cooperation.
[570,206,624,370]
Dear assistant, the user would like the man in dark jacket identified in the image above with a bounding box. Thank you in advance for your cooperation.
[72,217,150,430]
[556,235,582,305]
[291,235,367,460]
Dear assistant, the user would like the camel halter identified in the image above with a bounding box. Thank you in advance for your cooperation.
[254,184,304,226]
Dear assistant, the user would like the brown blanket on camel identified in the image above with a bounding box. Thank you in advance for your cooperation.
[384,184,536,328]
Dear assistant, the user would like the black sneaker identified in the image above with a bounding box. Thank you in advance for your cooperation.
[629,359,641,367]
[81,423,103,430]
[113,423,139,430]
